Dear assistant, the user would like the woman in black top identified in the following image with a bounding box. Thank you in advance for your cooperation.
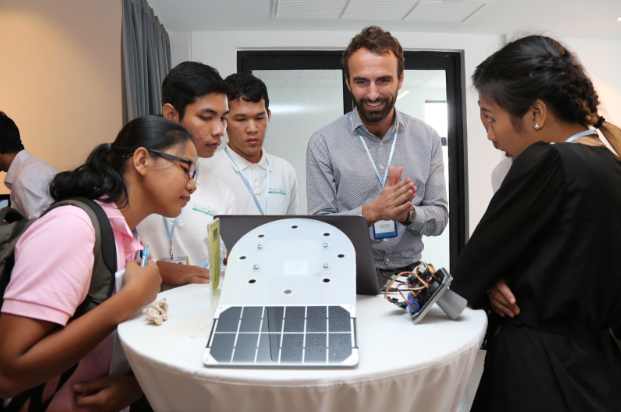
[451,35,621,412]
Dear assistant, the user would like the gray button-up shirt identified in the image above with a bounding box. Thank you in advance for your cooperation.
[306,108,449,269]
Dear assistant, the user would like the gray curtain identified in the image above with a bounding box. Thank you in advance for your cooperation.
[122,0,171,124]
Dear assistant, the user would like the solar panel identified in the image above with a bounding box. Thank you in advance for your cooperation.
[205,305,358,366]
[203,218,359,368]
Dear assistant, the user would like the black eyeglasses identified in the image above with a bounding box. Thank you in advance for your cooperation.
[147,149,197,181]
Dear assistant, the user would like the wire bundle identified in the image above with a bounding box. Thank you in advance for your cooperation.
[384,263,436,306]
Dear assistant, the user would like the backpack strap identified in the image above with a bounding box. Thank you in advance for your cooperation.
[2,364,78,412]
[3,198,117,412]
[45,198,117,318]
[28,364,79,412]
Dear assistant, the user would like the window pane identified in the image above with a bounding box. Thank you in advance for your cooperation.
[425,101,448,141]
[253,70,344,214]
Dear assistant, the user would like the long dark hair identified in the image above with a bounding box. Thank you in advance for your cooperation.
[50,115,192,205]
[472,35,621,157]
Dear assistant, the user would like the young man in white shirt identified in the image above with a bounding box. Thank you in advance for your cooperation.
[137,62,236,287]
[0,111,57,218]
[204,73,298,215]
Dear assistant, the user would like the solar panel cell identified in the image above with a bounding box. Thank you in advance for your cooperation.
[265,306,285,332]
[216,307,242,332]
[307,306,328,332]
[257,333,281,363]
[281,334,304,363]
[210,333,236,362]
[206,305,357,367]
[233,333,259,363]
[284,306,305,332]
[239,306,263,332]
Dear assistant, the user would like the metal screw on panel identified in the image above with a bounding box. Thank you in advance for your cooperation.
[323,243,328,248]
[253,264,259,270]
[258,244,263,249]
[323,263,329,268]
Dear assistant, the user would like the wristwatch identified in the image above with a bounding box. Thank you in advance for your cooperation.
[403,209,415,226]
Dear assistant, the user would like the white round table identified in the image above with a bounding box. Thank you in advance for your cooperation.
[119,284,486,412]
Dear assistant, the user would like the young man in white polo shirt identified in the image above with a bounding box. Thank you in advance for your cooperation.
[204,73,298,215]
[0,112,57,218]
[137,62,236,287]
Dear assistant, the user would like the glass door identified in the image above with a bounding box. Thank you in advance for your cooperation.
[253,69,344,214]
[238,51,466,270]
[395,70,449,269]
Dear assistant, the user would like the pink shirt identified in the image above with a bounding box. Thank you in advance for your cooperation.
[2,201,141,412]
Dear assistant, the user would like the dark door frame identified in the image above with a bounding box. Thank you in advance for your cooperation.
[238,50,468,270]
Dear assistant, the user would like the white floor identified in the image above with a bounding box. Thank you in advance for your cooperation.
[456,350,486,412]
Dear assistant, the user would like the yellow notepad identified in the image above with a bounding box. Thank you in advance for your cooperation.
[207,218,221,312]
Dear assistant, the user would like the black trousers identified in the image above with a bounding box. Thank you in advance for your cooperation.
[130,395,154,412]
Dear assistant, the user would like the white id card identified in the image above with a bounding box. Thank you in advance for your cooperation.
[159,256,190,265]
[373,220,398,239]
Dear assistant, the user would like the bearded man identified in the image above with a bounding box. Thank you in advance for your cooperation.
[306,26,449,286]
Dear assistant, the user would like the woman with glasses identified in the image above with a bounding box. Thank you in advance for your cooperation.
[450,35,621,412]
[0,115,197,411]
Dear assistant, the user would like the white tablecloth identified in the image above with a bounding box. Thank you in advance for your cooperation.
[119,284,487,412]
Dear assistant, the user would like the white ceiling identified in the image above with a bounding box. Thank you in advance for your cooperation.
[271,0,490,22]
[149,0,621,39]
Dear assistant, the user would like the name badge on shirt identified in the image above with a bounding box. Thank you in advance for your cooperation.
[373,220,398,239]
[159,256,190,265]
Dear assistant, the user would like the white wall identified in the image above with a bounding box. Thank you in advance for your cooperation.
[169,31,192,67]
[187,30,504,233]
[560,38,621,125]
[0,0,122,194]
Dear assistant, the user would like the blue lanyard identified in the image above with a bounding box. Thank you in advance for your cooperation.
[565,129,597,142]
[352,112,399,189]
[225,145,270,215]
[162,216,180,259]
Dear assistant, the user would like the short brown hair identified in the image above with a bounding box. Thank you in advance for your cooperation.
[342,26,405,81]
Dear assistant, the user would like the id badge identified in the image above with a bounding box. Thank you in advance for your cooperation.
[373,220,398,239]
[159,256,190,265]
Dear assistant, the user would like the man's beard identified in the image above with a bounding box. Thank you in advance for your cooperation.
[354,93,397,124]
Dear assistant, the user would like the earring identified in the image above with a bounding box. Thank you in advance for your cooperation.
[535,123,540,130]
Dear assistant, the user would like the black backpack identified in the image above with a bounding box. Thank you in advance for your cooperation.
[0,198,117,412]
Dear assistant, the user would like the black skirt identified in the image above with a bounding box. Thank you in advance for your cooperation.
[451,142,621,411]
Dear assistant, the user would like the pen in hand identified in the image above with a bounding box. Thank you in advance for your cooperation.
[141,245,149,267]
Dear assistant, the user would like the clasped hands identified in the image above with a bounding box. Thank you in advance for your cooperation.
[362,165,417,226]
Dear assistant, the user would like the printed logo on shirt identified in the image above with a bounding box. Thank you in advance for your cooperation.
[268,187,287,196]
[192,203,216,217]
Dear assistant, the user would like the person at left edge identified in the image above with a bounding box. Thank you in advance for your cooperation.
[204,73,298,215]
[0,111,57,218]
[0,115,190,411]
[137,62,236,287]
